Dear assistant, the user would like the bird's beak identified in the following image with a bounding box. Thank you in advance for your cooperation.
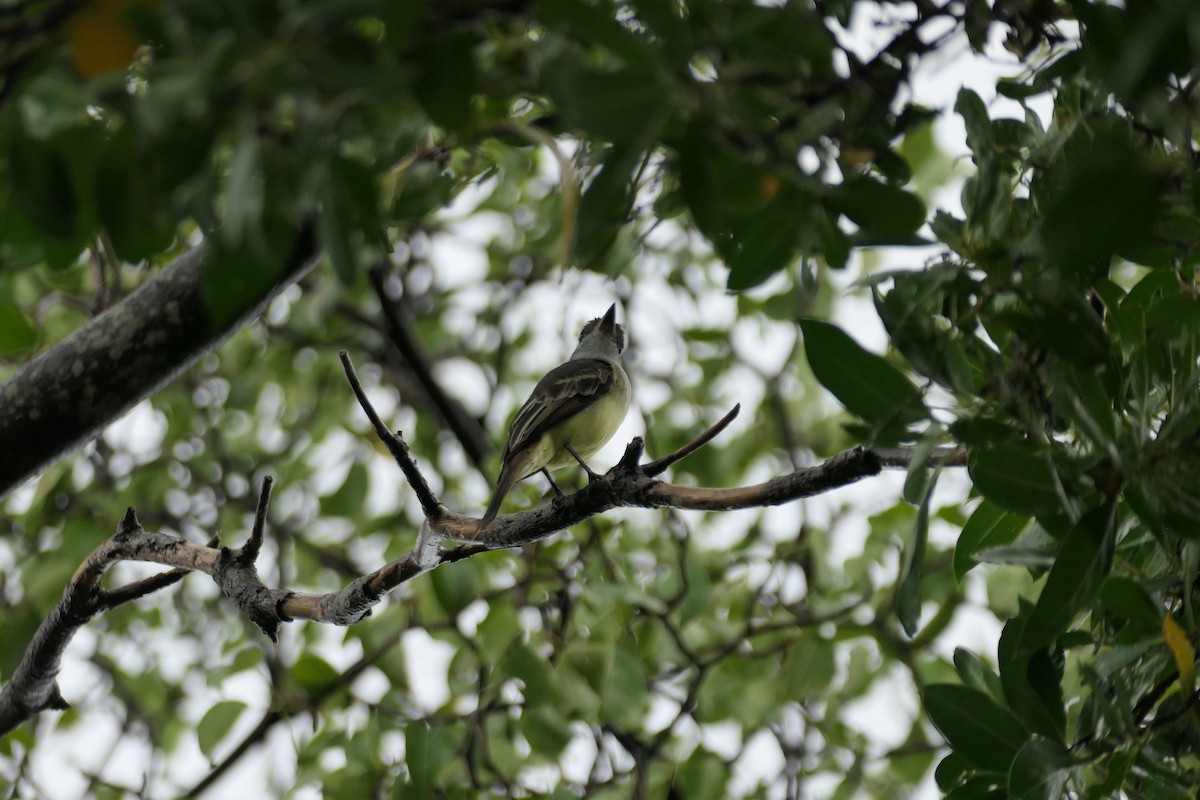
[599,303,618,334]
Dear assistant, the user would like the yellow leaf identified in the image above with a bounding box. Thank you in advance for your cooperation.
[1163,613,1195,694]
[67,0,148,78]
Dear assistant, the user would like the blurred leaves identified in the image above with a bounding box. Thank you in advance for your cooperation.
[2,1,1200,799]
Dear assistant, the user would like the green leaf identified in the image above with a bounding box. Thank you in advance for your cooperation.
[955,501,1031,581]
[292,654,339,696]
[1008,736,1074,800]
[562,642,648,726]
[0,302,39,355]
[319,173,360,285]
[967,441,1066,518]
[696,655,778,726]
[1003,288,1110,367]
[997,603,1067,740]
[629,0,691,66]
[923,683,1029,773]
[7,131,80,241]
[799,319,928,430]
[574,139,649,266]
[200,219,295,328]
[404,721,453,796]
[542,61,665,144]
[1050,363,1118,450]
[96,123,174,262]
[413,30,479,132]
[320,461,369,518]
[832,175,926,241]
[429,559,479,618]
[1098,576,1162,636]
[520,706,573,759]
[599,645,648,724]
[197,700,247,758]
[935,753,972,791]
[1089,748,1137,798]
[777,632,836,700]
[997,79,1046,100]
[897,471,936,635]
[501,643,557,707]
[945,776,1007,799]
[674,749,729,800]
[953,647,1005,703]
[725,182,810,291]
[954,88,1008,241]
[815,206,850,269]
[476,598,519,661]
[536,0,660,69]
[1020,501,1116,654]
[224,120,261,242]
[1039,122,1161,279]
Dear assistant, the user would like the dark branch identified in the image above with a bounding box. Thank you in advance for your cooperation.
[873,446,967,468]
[642,404,741,477]
[0,224,321,499]
[0,508,197,737]
[98,569,187,611]
[367,263,493,470]
[339,351,444,519]
[0,367,964,737]
[210,477,292,641]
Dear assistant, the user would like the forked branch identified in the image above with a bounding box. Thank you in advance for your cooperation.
[0,351,961,738]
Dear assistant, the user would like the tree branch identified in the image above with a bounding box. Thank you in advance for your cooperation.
[0,223,321,498]
[367,263,493,470]
[0,355,963,738]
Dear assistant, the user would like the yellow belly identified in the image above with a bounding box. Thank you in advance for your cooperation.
[520,369,631,478]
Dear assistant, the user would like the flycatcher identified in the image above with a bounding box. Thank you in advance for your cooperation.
[480,304,631,528]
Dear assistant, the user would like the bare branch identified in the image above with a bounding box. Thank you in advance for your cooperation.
[244,476,273,560]
[642,404,741,478]
[339,351,444,519]
[97,569,187,611]
[0,360,965,738]
[0,509,199,737]
[873,446,967,468]
[210,477,292,641]
[0,226,321,499]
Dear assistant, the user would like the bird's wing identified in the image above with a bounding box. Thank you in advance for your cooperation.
[502,358,614,459]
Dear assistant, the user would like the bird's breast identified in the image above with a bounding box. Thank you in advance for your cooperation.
[538,365,631,473]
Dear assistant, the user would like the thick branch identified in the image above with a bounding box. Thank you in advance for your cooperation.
[0,509,202,737]
[0,381,961,737]
[0,224,321,498]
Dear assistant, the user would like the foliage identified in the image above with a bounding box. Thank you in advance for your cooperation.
[2,0,1200,798]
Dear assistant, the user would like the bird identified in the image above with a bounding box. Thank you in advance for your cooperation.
[480,303,631,529]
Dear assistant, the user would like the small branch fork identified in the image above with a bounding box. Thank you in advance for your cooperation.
[0,351,964,738]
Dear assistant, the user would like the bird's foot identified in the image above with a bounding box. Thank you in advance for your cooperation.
[564,444,603,483]
[541,468,566,498]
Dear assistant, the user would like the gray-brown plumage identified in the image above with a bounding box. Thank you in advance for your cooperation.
[481,305,631,528]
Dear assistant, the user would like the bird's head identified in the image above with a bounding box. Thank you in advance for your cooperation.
[578,303,625,353]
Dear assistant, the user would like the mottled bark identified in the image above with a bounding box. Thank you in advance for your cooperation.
[0,225,320,497]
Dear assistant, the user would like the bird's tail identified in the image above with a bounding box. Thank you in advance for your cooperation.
[480,451,528,529]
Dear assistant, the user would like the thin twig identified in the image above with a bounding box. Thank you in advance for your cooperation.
[244,476,274,560]
[98,569,187,611]
[339,350,443,519]
[872,446,967,468]
[642,404,741,477]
